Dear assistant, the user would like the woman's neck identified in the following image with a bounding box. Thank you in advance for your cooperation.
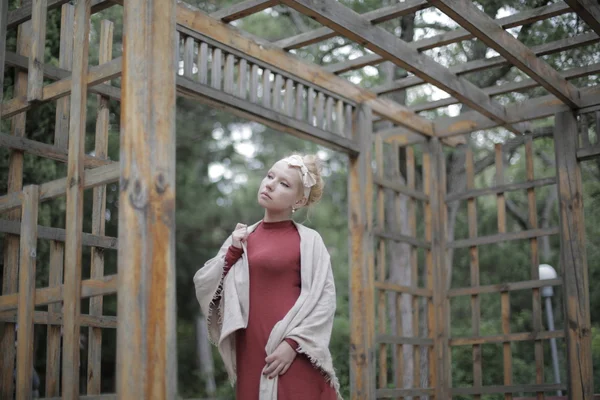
[263,210,293,223]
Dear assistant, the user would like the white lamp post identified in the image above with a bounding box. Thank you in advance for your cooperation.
[538,264,562,396]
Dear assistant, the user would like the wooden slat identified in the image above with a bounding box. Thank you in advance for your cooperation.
[373,176,429,202]
[262,68,271,108]
[0,21,31,400]
[466,148,482,398]
[525,136,545,400]
[565,0,600,36]
[553,110,594,399]
[345,104,353,139]
[7,0,116,29]
[118,0,178,397]
[307,87,315,124]
[577,145,600,161]
[211,47,222,89]
[448,278,562,297]
[327,2,571,75]
[238,58,247,99]
[374,134,386,390]
[412,62,600,113]
[423,143,436,397]
[377,335,433,346]
[249,64,259,102]
[197,42,209,84]
[382,32,599,96]
[45,241,63,396]
[275,0,429,49]
[273,73,283,111]
[325,96,333,131]
[62,2,91,397]
[223,53,235,94]
[435,86,600,137]
[183,36,195,79]
[16,185,40,400]
[27,0,48,102]
[449,227,559,248]
[209,0,276,22]
[452,384,565,396]
[377,387,435,398]
[176,76,360,155]
[175,2,434,135]
[87,19,113,395]
[2,56,122,119]
[0,0,8,117]
[348,104,376,399]
[295,83,304,120]
[374,281,433,297]
[428,0,581,108]
[373,228,431,249]
[335,99,344,136]
[0,275,118,312]
[0,310,117,329]
[284,78,294,116]
[0,132,114,168]
[315,92,325,129]
[450,330,564,346]
[54,4,74,149]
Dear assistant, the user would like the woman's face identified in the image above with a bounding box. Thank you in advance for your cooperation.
[257,160,305,212]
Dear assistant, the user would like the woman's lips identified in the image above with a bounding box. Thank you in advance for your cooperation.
[260,192,271,199]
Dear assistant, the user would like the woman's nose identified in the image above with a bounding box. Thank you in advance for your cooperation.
[265,182,273,191]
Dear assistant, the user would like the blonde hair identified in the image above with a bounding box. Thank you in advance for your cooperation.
[289,153,325,207]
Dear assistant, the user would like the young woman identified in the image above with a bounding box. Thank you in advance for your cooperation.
[194,154,342,400]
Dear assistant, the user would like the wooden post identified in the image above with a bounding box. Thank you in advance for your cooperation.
[16,185,40,400]
[1,20,32,400]
[27,0,47,102]
[117,0,177,398]
[553,111,594,400]
[62,0,90,398]
[348,103,375,399]
[0,0,8,117]
[429,138,451,398]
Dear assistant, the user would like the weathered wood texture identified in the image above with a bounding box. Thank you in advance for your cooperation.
[348,104,376,399]
[553,111,594,400]
[565,0,600,36]
[117,0,178,397]
[62,1,91,398]
[0,0,8,117]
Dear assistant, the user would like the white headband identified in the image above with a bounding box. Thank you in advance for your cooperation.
[282,155,317,198]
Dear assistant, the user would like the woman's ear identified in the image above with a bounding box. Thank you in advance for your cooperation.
[295,196,308,208]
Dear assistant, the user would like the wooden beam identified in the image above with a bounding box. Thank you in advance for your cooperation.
[176,2,435,135]
[7,0,116,30]
[53,4,74,150]
[553,111,594,400]
[372,31,599,95]
[118,0,177,397]
[275,0,429,50]
[0,310,117,329]
[411,62,600,113]
[210,0,277,22]
[0,0,8,117]
[27,0,47,102]
[327,1,571,74]
[348,104,376,399]
[435,86,600,137]
[279,0,519,133]
[427,0,581,108]
[564,0,600,36]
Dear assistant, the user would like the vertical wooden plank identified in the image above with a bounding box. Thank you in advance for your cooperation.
[27,0,47,101]
[46,241,64,396]
[54,4,74,149]
[525,136,545,400]
[595,112,600,145]
[294,83,304,120]
[495,144,506,233]
[118,0,178,397]
[183,36,194,79]
[0,0,8,116]
[272,73,283,111]
[423,142,436,398]
[284,78,294,117]
[349,103,375,400]
[16,185,40,400]
[374,134,387,390]
[223,53,235,94]
[307,87,315,125]
[316,92,325,129]
[262,68,271,108]
[345,104,353,139]
[211,48,222,89]
[197,42,208,84]
[393,145,404,396]
[553,111,593,400]
[62,1,91,398]
[336,100,344,137]
[325,96,333,131]
[1,21,32,400]
[580,114,591,147]
[237,58,247,99]
[407,147,420,397]
[87,18,113,395]
[249,64,259,103]
[430,138,450,398]
[466,148,482,399]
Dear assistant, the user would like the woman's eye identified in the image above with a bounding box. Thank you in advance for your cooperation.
[281,182,289,187]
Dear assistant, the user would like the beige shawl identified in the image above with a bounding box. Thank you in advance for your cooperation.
[193,220,342,400]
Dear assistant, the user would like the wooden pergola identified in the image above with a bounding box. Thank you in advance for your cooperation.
[0,0,598,399]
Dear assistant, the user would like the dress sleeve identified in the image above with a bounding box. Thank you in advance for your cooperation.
[223,245,244,276]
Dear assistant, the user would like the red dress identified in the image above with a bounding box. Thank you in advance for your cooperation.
[224,220,337,400]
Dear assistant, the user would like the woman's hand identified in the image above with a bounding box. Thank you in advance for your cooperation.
[231,223,248,249]
[263,341,297,378]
